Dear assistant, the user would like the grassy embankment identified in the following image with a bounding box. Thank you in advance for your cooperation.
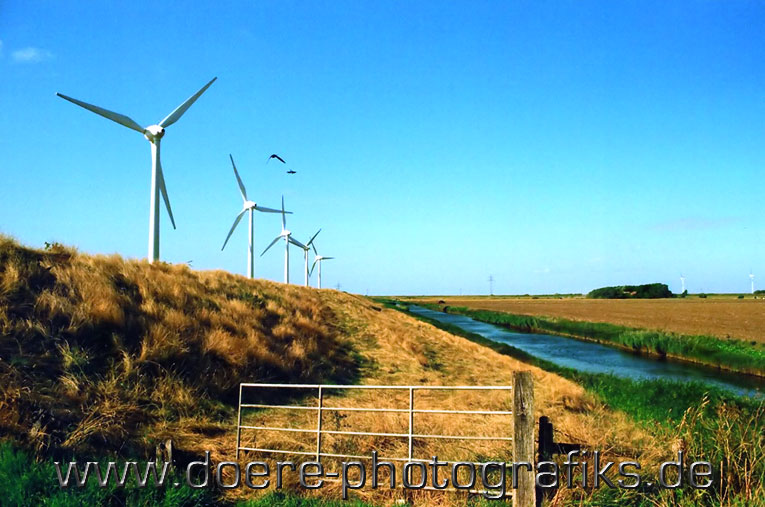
[1,234,762,505]
[2,236,666,506]
[416,303,765,377]
[377,299,764,506]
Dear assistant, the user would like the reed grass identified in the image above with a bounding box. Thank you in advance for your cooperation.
[424,304,765,375]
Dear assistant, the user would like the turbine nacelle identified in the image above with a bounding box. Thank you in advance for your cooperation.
[143,125,166,142]
[243,200,257,210]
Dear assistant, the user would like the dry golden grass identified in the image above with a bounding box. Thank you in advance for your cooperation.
[406,296,765,343]
[0,236,355,457]
[0,237,671,505]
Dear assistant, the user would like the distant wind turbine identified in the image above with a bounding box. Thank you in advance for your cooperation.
[56,77,217,262]
[292,229,321,287]
[750,271,756,294]
[309,240,334,289]
[261,197,305,284]
[680,274,686,293]
[220,154,286,278]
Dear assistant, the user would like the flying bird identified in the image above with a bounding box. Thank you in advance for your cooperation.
[287,169,296,174]
[267,154,286,164]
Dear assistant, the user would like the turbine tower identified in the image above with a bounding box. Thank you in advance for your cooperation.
[261,197,305,284]
[750,271,756,294]
[309,241,334,289]
[292,229,321,287]
[56,77,217,262]
[220,154,286,278]
[680,274,686,293]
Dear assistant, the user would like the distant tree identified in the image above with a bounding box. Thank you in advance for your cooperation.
[588,283,673,299]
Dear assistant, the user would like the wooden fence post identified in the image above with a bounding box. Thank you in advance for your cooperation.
[513,371,536,507]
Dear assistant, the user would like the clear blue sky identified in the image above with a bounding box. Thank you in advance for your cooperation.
[1,1,763,295]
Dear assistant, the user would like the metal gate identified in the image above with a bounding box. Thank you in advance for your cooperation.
[235,371,535,505]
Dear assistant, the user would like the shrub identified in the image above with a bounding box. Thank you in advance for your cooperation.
[588,283,673,299]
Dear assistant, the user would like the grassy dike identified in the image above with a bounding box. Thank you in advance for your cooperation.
[422,303,765,377]
[375,298,764,506]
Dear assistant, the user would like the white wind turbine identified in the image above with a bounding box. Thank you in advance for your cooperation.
[220,154,286,278]
[261,197,305,284]
[309,240,334,289]
[750,271,756,294]
[292,229,322,287]
[680,274,686,293]
[56,77,217,262]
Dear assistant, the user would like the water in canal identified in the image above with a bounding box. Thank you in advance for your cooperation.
[408,305,764,398]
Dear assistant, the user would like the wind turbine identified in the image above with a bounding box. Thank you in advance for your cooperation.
[680,274,686,293]
[309,241,334,289]
[56,77,217,262]
[750,271,756,294]
[261,197,305,284]
[292,229,322,287]
[220,154,286,278]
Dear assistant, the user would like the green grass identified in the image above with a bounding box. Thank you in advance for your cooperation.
[237,493,506,506]
[423,304,765,375]
[0,441,214,506]
[237,493,378,506]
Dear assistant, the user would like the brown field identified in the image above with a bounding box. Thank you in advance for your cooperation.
[404,296,765,343]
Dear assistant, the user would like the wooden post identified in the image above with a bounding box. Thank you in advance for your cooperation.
[513,371,536,507]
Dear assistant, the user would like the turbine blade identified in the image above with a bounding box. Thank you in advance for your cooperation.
[323,257,335,260]
[230,154,247,201]
[56,93,145,134]
[310,259,318,276]
[306,229,321,247]
[281,196,286,230]
[254,205,290,214]
[312,242,318,255]
[261,236,281,257]
[221,209,247,250]
[289,237,307,249]
[159,77,217,128]
[156,160,176,229]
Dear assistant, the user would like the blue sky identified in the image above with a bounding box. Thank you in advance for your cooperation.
[1,1,763,295]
